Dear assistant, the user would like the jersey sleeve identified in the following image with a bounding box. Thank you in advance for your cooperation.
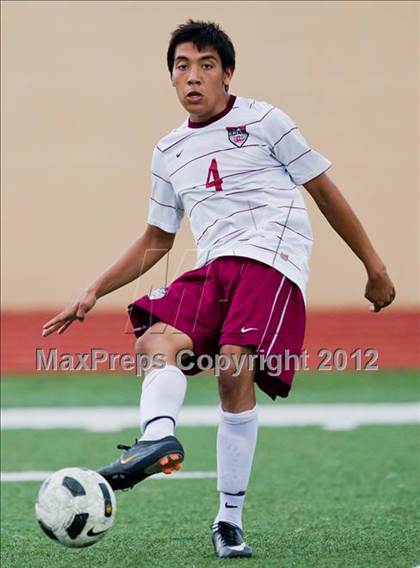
[147,147,184,233]
[264,107,332,185]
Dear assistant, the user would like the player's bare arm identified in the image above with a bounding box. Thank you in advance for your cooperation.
[303,172,396,312]
[42,224,175,336]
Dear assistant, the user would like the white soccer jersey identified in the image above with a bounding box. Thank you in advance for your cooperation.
[148,95,331,298]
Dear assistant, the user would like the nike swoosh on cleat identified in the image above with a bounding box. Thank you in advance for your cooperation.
[225,502,238,508]
[228,543,247,551]
[240,326,258,333]
[119,444,167,465]
[120,453,140,465]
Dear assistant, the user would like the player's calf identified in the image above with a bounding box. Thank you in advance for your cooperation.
[218,344,256,412]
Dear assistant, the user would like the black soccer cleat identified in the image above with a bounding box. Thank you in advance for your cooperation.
[97,435,184,491]
[211,521,253,558]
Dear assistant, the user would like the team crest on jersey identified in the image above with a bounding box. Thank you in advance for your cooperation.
[148,287,168,300]
[226,125,249,147]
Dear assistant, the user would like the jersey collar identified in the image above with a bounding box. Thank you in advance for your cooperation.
[188,95,237,129]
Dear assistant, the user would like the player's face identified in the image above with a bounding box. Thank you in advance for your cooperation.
[171,42,233,123]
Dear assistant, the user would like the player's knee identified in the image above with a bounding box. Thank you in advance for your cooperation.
[135,324,193,365]
[135,332,159,357]
[218,369,252,393]
[218,345,255,384]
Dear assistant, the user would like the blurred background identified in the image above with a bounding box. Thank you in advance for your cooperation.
[2,0,419,308]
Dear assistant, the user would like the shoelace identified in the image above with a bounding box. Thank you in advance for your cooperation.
[214,523,241,547]
[116,438,139,451]
[113,439,140,492]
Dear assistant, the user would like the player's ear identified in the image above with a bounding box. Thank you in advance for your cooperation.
[223,67,234,91]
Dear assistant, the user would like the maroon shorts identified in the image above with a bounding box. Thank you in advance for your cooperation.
[129,256,306,399]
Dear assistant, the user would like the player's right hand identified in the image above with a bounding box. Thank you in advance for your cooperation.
[42,290,97,336]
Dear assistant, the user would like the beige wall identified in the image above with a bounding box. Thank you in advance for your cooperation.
[2,1,419,308]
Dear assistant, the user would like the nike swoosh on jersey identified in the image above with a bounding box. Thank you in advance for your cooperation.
[176,150,183,158]
[240,327,258,333]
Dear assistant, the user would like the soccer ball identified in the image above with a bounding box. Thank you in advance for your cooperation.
[35,467,117,547]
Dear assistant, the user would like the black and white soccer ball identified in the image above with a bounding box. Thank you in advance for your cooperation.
[35,467,116,547]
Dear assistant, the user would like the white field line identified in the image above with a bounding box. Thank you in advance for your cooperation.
[1,471,217,483]
[1,404,419,432]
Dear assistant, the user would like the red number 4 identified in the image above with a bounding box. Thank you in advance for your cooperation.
[206,158,223,191]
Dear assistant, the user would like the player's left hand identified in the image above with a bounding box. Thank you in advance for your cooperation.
[365,269,396,312]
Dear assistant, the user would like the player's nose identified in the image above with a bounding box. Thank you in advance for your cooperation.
[187,76,201,85]
[187,66,202,85]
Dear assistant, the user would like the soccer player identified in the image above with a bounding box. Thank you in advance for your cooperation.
[43,20,396,558]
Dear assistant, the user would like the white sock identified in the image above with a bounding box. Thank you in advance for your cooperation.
[139,364,187,441]
[215,405,258,529]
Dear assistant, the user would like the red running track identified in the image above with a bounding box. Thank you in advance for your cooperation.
[1,310,419,374]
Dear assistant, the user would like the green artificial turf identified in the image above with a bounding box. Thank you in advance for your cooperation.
[1,425,419,568]
[1,371,419,566]
[1,370,419,407]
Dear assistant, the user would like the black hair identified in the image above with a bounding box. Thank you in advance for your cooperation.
[167,20,236,76]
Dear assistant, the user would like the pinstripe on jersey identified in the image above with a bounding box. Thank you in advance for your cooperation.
[148,96,331,298]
